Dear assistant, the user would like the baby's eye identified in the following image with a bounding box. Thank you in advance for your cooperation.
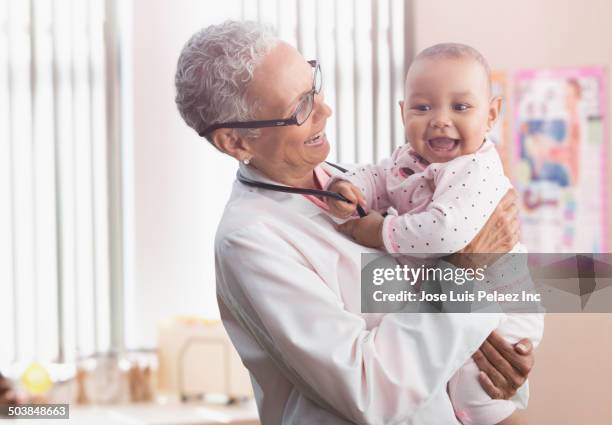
[453,103,470,111]
[413,104,431,112]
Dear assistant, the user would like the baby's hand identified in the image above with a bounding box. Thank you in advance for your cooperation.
[337,211,385,248]
[327,180,366,218]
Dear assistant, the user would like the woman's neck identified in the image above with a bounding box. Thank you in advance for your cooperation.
[259,165,318,189]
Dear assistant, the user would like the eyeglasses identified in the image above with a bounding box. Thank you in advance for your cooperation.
[199,60,322,137]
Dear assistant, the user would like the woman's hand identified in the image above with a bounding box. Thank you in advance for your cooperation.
[447,189,520,268]
[473,331,535,399]
[463,188,520,254]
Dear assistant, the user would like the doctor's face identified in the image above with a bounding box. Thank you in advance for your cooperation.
[244,42,332,185]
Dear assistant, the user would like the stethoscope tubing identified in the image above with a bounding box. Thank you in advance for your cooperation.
[237,161,367,218]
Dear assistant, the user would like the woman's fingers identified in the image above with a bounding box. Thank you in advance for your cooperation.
[477,372,504,400]
[500,188,518,210]
[474,332,535,399]
[504,204,519,225]
[472,349,509,399]
[465,189,519,255]
[487,192,520,251]
[496,205,517,230]
[480,340,523,391]
[495,189,518,225]
[510,217,520,234]
[514,338,533,355]
[487,332,534,375]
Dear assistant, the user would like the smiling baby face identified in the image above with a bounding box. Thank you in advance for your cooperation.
[400,45,501,164]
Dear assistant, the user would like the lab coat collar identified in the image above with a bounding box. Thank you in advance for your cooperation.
[235,162,345,218]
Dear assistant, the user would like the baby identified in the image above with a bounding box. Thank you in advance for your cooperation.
[326,44,543,425]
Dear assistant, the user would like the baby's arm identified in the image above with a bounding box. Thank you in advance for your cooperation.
[383,154,509,255]
[325,145,407,214]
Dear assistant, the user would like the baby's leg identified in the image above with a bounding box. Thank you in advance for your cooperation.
[448,313,543,425]
[447,358,517,425]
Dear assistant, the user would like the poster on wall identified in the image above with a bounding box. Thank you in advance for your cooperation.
[513,66,608,253]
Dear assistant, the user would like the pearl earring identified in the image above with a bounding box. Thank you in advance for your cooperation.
[242,157,251,165]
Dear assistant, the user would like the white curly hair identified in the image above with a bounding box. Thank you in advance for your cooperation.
[174,20,279,142]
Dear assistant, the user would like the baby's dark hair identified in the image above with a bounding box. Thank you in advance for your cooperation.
[415,43,491,91]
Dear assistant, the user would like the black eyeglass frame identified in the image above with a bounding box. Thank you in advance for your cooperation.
[198,60,321,137]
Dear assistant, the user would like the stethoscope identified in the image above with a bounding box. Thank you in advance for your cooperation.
[237,161,368,218]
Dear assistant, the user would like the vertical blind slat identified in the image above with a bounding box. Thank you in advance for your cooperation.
[72,0,96,358]
[390,0,405,151]
[276,0,297,47]
[69,0,80,358]
[89,0,111,354]
[51,0,66,363]
[55,0,78,362]
[258,0,277,27]
[297,0,316,60]
[32,0,60,362]
[314,0,337,161]
[0,0,16,368]
[10,0,36,362]
[86,0,99,355]
[373,0,392,162]
[371,0,379,161]
[353,1,374,164]
[104,0,126,353]
[334,0,356,163]
[241,0,258,22]
[29,0,40,359]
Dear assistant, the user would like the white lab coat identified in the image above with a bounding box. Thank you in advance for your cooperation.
[215,162,526,425]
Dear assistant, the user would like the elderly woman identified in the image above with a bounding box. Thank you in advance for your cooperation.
[175,21,534,425]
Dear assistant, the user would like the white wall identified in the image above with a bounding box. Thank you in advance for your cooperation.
[126,0,243,348]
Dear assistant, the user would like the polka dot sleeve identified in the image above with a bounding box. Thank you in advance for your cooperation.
[333,146,406,213]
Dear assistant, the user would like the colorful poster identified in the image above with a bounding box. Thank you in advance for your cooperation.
[513,67,608,253]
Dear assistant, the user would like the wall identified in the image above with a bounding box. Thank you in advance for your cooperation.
[412,0,612,423]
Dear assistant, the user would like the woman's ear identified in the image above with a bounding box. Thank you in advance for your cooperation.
[487,96,503,131]
[210,129,252,162]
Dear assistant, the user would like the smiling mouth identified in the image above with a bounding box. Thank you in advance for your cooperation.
[304,132,326,146]
[427,137,460,152]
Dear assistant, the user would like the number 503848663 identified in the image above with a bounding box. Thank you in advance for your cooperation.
[5,404,69,419]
